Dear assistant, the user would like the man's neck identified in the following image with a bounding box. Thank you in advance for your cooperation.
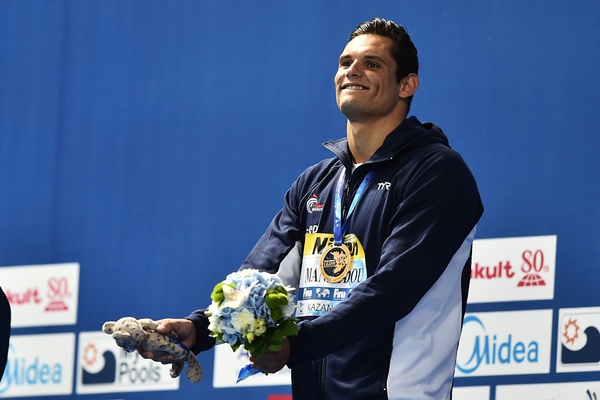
[346,117,405,163]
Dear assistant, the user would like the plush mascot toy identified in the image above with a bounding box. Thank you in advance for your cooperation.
[102,316,202,383]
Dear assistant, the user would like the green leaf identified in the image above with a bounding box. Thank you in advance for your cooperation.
[267,340,283,351]
[246,339,267,359]
[278,320,299,337]
[266,329,283,343]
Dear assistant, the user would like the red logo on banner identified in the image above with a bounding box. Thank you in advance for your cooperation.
[471,261,515,280]
[471,249,549,288]
[44,276,72,311]
[562,317,580,346]
[517,249,548,287]
[5,288,42,305]
[83,343,99,366]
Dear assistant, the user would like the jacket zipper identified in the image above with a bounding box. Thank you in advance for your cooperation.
[341,169,352,222]
[341,164,369,222]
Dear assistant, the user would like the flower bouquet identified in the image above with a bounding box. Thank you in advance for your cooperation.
[205,269,297,382]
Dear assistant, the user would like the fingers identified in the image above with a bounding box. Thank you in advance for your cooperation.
[153,318,175,334]
[250,358,284,374]
[136,318,196,364]
[250,360,281,374]
[248,338,291,374]
[138,348,176,364]
[155,318,191,336]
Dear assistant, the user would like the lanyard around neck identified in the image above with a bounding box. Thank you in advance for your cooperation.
[333,168,374,245]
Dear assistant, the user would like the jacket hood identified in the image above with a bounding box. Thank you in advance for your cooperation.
[323,116,450,167]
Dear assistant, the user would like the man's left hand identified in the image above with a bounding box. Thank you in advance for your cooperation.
[249,337,291,374]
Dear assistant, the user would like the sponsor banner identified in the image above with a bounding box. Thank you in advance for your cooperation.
[0,333,75,398]
[557,307,600,373]
[0,263,79,327]
[76,331,179,394]
[496,381,600,399]
[468,235,556,303]
[455,310,553,377]
[452,386,491,400]
[213,344,291,388]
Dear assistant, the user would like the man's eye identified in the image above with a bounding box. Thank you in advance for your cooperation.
[341,61,352,67]
[367,62,380,68]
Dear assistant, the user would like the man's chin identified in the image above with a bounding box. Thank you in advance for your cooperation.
[339,102,367,121]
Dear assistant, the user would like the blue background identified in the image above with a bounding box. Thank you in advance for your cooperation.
[1,0,599,398]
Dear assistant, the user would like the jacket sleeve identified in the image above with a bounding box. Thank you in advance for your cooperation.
[288,149,484,365]
[186,309,216,354]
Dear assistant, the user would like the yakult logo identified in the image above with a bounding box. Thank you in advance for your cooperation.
[0,263,80,327]
[45,276,72,311]
[4,276,72,311]
[467,236,556,303]
[455,310,552,377]
[4,288,42,305]
[471,250,549,286]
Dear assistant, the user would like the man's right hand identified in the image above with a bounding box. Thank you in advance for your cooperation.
[137,318,197,364]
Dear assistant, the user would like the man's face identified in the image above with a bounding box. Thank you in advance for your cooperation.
[334,34,404,123]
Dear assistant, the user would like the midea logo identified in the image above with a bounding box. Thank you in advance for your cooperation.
[456,315,540,374]
[0,344,64,394]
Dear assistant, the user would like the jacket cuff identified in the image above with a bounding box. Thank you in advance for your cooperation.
[185,309,216,354]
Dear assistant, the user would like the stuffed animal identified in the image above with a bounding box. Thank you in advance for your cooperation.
[102,316,202,383]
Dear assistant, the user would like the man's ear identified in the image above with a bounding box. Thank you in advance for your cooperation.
[399,73,419,99]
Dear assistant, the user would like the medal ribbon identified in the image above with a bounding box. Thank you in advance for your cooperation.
[333,168,374,246]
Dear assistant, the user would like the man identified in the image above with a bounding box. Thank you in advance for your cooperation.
[142,18,483,399]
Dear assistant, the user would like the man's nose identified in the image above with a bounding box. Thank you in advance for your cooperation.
[346,61,362,77]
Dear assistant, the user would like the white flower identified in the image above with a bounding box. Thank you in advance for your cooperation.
[206,302,221,331]
[281,299,296,319]
[220,285,250,309]
[231,308,256,333]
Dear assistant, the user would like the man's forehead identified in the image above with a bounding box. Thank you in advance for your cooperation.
[340,34,394,58]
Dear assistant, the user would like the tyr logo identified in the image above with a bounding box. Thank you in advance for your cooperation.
[377,182,391,190]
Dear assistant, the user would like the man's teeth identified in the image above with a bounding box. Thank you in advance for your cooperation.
[345,85,366,90]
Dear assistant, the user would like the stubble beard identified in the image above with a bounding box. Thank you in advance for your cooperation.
[339,98,370,123]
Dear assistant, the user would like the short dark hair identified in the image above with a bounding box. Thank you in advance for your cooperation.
[349,18,419,110]
[349,18,419,81]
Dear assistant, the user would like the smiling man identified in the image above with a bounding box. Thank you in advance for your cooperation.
[335,32,419,163]
[141,18,483,400]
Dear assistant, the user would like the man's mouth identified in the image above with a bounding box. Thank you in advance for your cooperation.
[342,84,368,90]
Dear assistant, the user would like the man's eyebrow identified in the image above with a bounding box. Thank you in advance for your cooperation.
[339,54,387,63]
[363,55,387,63]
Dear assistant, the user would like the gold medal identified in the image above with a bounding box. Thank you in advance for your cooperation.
[319,243,352,283]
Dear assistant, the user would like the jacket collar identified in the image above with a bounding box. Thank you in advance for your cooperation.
[323,116,450,169]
